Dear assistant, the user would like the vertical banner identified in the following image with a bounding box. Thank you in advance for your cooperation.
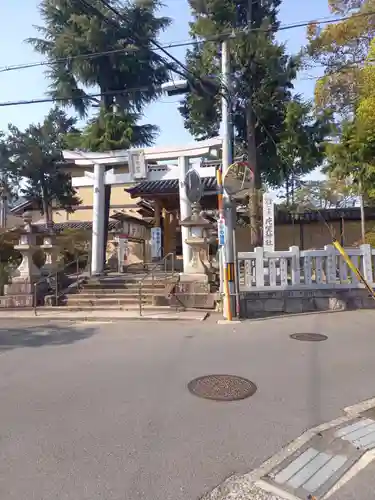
[218,216,225,246]
[263,193,275,251]
[151,227,162,259]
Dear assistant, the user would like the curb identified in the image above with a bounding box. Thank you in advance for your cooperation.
[202,396,375,500]
[0,314,209,322]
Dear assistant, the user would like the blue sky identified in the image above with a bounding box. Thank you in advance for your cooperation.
[0,0,332,147]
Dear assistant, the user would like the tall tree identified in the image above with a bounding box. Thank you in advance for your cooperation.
[29,0,171,262]
[306,0,375,116]
[278,97,333,206]
[282,178,357,211]
[6,108,81,226]
[179,0,297,244]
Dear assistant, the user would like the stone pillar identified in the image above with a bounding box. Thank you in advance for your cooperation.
[178,155,192,271]
[40,232,59,275]
[91,163,105,275]
[162,208,170,255]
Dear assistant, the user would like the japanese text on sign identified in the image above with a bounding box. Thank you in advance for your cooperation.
[218,218,225,246]
[263,193,275,251]
[151,227,162,258]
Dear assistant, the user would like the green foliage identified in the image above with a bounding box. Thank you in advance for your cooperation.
[0,229,22,264]
[5,108,81,225]
[67,108,158,152]
[56,228,90,259]
[306,0,375,115]
[282,178,357,211]
[29,0,170,117]
[179,0,298,187]
[278,97,334,204]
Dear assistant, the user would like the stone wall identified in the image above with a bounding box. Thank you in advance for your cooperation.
[240,288,375,317]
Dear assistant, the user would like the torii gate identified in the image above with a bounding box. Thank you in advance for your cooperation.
[63,138,222,275]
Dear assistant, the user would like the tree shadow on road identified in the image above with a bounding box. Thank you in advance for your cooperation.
[0,322,96,352]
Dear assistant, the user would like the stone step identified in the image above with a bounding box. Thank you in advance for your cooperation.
[84,276,175,287]
[65,296,157,306]
[70,292,165,298]
[52,305,174,311]
[77,286,166,295]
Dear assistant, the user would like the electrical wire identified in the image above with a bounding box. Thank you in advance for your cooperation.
[2,11,375,77]
[95,0,193,77]
[0,86,156,108]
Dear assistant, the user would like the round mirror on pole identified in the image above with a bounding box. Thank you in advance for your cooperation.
[185,168,203,204]
[222,160,253,198]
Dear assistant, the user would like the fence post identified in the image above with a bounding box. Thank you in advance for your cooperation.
[324,245,337,284]
[303,252,312,285]
[360,244,373,283]
[254,247,264,287]
[290,246,300,285]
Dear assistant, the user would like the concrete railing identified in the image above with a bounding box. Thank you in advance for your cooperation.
[238,244,375,291]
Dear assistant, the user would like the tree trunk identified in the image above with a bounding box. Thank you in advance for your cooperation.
[247,105,262,247]
[41,183,52,228]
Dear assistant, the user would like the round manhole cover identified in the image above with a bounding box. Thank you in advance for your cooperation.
[290,333,328,342]
[187,375,257,401]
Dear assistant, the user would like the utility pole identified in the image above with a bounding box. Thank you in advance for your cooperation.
[247,0,260,247]
[0,170,7,230]
[221,39,236,320]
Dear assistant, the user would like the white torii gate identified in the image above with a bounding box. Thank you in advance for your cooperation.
[63,138,222,275]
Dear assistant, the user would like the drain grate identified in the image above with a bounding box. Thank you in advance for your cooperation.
[188,375,257,401]
[290,333,328,342]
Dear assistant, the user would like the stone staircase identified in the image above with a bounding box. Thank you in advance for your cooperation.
[60,272,179,312]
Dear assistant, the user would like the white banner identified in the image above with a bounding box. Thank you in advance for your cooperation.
[151,227,162,259]
[263,193,275,251]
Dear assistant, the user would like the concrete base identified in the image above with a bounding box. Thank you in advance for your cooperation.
[0,294,33,308]
[179,273,209,284]
[170,279,215,309]
[240,288,375,317]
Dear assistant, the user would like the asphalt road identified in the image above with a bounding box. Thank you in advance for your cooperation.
[1,311,375,500]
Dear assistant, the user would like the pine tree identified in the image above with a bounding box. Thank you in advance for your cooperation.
[180,0,297,244]
[29,0,171,261]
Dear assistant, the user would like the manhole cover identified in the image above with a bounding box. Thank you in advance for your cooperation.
[187,375,257,401]
[290,333,328,342]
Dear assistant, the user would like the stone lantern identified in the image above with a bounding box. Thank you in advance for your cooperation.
[40,228,59,275]
[180,201,212,281]
[4,211,40,303]
[12,212,40,282]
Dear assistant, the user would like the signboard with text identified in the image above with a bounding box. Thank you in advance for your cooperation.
[128,149,147,180]
[218,217,225,246]
[263,193,275,251]
[151,227,162,259]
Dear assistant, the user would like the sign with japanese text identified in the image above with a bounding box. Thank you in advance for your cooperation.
[263,193,275,251]
[218,217,225,246]
[151,227,162,259]
[128,149,147,180]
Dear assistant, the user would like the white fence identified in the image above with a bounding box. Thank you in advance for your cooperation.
[237,244,375,291]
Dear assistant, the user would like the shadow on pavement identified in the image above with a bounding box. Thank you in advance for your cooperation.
[0,322,96,352]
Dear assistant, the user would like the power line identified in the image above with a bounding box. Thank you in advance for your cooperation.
[0,86,156,108]
[2,11,375,77]
[95,0,193,78]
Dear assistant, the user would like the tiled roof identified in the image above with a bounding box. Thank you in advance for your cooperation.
[32,220,122,233]
[126,176,218,197]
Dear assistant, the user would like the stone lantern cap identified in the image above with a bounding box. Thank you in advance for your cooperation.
[180,209,212,228]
